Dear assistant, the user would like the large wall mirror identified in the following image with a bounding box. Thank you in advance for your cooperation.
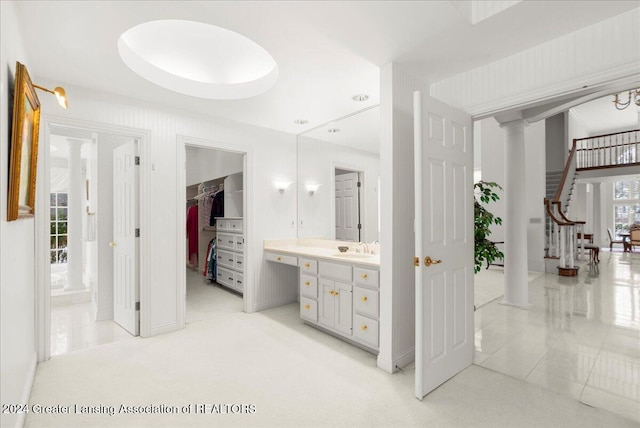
[297,106,380,242]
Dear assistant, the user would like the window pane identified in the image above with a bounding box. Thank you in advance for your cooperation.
[58,222,67,235]
[57,208,67,221]
[50,193,56,206]
[58,193,68,207]
[50,251,57,264]
[50,236,56,249]
[632,183,640,200]
[614,181,629,199]
[58,236,67,249]
[59,250,67,263]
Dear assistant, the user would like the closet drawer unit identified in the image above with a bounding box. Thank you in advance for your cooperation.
[300,297,318,323]
[299,258,318,274]
[352,314,379,349]
[300,274,318,299]
[354,267,379,288]
[235,273,244,292]
[234,235,245,251]
[216,266,235,288]
[353,286,379,319]
[217,232,235,250]
[318,261,352,282]
[235,253,245,272]
[216,218,229,231]
[217,249,236,269]
[265,252,298,266]
[228,219,243,233]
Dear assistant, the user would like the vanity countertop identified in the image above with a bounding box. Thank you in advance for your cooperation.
[264,238,380,267]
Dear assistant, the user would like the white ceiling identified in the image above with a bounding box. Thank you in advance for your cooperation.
[14,1,639,136]
[571,93,640,136]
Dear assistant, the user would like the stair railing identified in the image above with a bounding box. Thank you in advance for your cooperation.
[575,129,640,170]
[545,199,576,270]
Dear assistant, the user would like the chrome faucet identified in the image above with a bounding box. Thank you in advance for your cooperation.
[357,242,370,254]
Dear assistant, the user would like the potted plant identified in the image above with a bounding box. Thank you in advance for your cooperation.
[474,181,503,273]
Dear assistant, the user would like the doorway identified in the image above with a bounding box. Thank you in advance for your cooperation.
[43,124,142,356]
[334,167,364,242]
[178,137,249,326]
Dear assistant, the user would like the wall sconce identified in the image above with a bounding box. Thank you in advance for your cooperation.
[273,180,292,193]
[305,183,321,195]
[33,84,68,109]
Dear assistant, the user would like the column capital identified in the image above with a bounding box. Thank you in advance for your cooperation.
[498,119,527,132]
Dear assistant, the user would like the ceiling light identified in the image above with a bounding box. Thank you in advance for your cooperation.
[118,20,278,100]
[352,94,369,102]
[612,89,640,110]
[294,119,308,125]
[33,84,68,109]
[327,128,340,133]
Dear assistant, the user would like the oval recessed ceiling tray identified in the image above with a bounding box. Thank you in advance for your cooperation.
[118,20,278,100]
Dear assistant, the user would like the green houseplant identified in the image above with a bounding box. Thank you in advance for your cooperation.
[474,181,503,273]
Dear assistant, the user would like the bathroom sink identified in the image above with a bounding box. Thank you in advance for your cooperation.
[332,253,374,259]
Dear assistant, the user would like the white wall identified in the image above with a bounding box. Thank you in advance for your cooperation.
[545,113,566,173]
[477,117,546,272]
[568,109,591,148]
[185,145,243,186]
[1,3,37,427]
[297,136,379,242]
[34,79,298,335]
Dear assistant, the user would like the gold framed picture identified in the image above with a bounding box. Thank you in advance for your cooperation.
[7,61,41,221]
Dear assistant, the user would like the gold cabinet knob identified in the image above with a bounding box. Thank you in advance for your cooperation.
[361,325,367,331]
[334,291,339,296]
[109,242,116,248]
[424,256,442,267]
[304,263,310,268]
[304,304,310,310]
[361,296,367,302]
[305,281,310,287]
[361,273,368,279]
[277,256,281,261]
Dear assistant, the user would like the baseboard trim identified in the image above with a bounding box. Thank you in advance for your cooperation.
[377,347,415,374]
[17,352,38,428]
[252,296,297,313]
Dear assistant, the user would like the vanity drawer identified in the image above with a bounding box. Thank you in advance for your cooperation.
[265,252,298,266]
[217,249,235,269]
[217,232,235,250]
[235,273,244,292]
[300,297,317,323]
[353,286,379,319]
[234,235,244,251]
[235,253,244,272]
[318,261,352,282]
[353,314,379,349]
[299,258,318,274]
[354,267,379,288]
[228,219,243,233]
[300,274,317,299]
[216,266,235,288]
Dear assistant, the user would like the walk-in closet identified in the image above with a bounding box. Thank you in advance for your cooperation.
[184,145,245,323]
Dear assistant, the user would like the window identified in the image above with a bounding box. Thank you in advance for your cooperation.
[613,181,640,238]
[50,193,68,264]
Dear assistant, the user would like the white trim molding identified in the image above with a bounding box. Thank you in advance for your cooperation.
[430,8,640,117]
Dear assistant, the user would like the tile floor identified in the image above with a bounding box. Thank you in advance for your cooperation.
[474,250,640,422]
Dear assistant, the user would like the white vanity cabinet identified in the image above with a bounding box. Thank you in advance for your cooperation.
[214,217,244,294]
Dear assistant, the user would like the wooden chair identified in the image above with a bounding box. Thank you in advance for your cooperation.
[630,229,640,252]
[607,228,624,250]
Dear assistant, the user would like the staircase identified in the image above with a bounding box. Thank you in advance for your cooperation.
[545,170,578,214]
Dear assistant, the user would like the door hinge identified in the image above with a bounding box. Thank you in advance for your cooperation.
[414,257,420,267]
[357,181,361,188]
[135,228,140,237]
[357,223,362,230]
[135,302,140,311]
[135,156,140,165]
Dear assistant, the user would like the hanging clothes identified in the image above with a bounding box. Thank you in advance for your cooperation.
[186,205,199,261]
[209,190,224,226]
[204,238,217,281]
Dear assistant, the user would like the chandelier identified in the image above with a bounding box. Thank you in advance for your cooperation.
[613,89,640,110]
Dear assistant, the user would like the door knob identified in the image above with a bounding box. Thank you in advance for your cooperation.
[424,256,442,267]
[109,242,117,248]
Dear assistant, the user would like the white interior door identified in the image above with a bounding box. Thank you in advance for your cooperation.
[113,140,139,336]
[335,171,359,241]
[414,91,473,399]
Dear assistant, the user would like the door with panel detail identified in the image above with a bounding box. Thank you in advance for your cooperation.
[335,172,359,241]
[414,91,473,399]
[113,141,140,336]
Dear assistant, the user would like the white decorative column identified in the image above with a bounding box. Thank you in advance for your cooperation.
[592,182,602,247]
[500,120,530,308]
[65,139,84,291]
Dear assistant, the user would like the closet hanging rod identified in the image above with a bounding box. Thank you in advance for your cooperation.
[193,184,223,199]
